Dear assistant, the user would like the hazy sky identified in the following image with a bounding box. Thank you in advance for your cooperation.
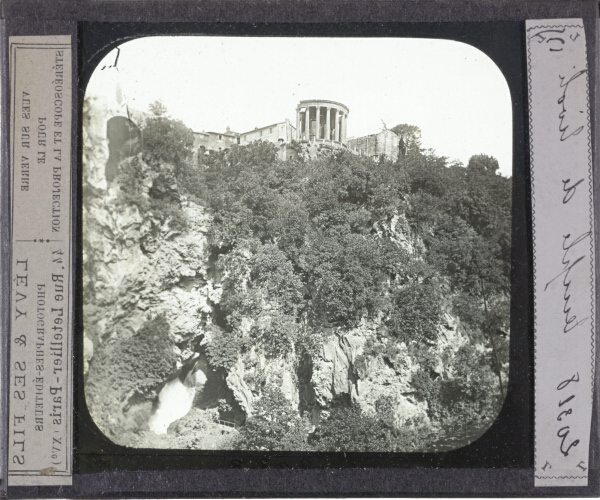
[91,36,512,176]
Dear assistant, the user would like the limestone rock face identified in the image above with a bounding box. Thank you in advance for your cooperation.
[310,332,362,406]
[83,174,215,354]
[82,60,130,194]
[83,70,217,375]
[432,313,467,378]
[373,211,424,256]
[355,347,427,428]
[224,324,427,428]
[226,359,254,415]
[305,323,433,428]
[225,349,301,417]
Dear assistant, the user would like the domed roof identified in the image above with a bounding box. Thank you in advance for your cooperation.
[297,100,349,114]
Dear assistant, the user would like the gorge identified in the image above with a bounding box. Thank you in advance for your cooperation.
[82,69,510,452]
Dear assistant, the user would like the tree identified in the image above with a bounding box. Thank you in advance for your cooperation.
[391,124,422,158]
[299,231,406,327]
[467,154,500,175]
[234,386,312,451]
[86,315,177,439]
[141,100,195,180]
[311,405,389,451]
[386,280,443,344]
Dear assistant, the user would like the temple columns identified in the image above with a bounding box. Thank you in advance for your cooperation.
[315,106,321,140]
[295,102,348,144]
[304,108,310,140]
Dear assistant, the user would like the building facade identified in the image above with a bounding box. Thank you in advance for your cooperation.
[193,127,239,154]
[191,99,401,163]
[295,100,349,147]
[347,129,400,161]
[239,119,296,146]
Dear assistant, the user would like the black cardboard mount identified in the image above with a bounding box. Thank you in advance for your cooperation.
[0,1,598,497]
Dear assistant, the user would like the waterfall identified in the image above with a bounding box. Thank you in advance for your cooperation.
[148,366,208,434]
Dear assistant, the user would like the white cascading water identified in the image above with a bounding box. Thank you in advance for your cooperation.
[148,367,208,434]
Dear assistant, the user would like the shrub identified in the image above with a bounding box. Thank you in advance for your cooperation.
[114,156,150,210]
[85,315,177,439]
[250,244,304,316]
[148,197,188,233]
[386,281,443,344]
[204,325,245,371]
[88,315,176,398]
[311,405,389,452]
[255,310,299,359]
[234,386,312,451]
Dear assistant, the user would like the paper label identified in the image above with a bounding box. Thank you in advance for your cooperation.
[8,35,73,486]
[526,20,595,488]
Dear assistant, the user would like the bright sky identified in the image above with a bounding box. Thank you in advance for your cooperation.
[91,36,512,176]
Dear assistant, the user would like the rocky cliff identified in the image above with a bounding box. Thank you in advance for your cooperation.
[83,64,501,450]
[83,67,226,444]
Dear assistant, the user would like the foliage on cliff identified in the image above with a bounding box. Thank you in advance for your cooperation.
[233,386,313,451]
[185,133,511,444]
[141,100,196,177]
[235,388,434,452]
[114,101,196,234]
[107,106,511,450]
[86,315,177,439]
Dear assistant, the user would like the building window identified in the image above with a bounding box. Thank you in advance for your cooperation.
[269,127,273,134]
[219,135,222,140]
[260,130,263,137]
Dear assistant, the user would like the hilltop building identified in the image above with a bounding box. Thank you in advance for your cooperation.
[192,99,399,162]
[239,119,296,146]
[295,99,349,147]
[193,127,239,154]
[347,129,400,161]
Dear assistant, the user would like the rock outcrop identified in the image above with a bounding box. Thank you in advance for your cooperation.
[83,65,218,365]
[83,57,222,442]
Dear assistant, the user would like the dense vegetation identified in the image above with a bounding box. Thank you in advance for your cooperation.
[86,315,177,439]
[113,102,511,451]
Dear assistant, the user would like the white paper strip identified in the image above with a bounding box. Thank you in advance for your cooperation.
[8,35,73,486]
[526,19,595,487]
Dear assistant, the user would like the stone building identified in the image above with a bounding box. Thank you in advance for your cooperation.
[295,99,349,147]
[347,129,400,161]
[193,127,239,154]
[239,119,296,146]
[193,120,299,162]
[192,99,402,162]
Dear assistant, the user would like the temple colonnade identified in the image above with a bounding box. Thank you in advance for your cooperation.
[295,100,349,144]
